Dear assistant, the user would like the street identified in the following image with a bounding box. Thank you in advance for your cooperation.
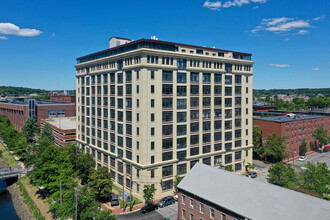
[116,202,178,220]
[253,151,330,183]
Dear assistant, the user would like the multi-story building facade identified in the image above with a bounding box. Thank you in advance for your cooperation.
[75,37,254,199]
[254,114,330,159]
[0,98,75,131]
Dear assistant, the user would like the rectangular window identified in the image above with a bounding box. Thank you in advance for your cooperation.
[200,203,204,214]
[162,71,173,81]
[190,72,199,82]
[177,72,187,83]
[162,165,173,177]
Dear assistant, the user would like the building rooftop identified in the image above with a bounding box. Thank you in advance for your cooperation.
[43,117,76,130]
[76,38,252,64]
[0,98,74,106]
[253,100,273,106]
[178,163,330,220]
[254,114,327,123]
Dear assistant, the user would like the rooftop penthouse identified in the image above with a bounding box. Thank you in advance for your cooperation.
[76,37,252,64]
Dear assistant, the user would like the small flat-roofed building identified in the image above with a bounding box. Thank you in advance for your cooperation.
[177,163,330,220]
[50,95,76,103]
[40,117,76,147]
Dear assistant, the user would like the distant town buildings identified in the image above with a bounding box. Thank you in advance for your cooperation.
[177,163,330,220]
[40,117,76,147]
[0,98,75,131]
[276,94,310,102]
[254,114,330,158]
[50,95,76,103]
[75,37,254,199]
[253,100,274,112]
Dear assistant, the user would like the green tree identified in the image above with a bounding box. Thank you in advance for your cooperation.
[265,133,288,162]
[22,116,39,144]
[224,165,233,172]
[300,162,330,199]
[63,144,95,184]
[88,167,112,200]
[253,125,264,159]
[312,126,329,147]
[267,162,298,188]
[299,139,307,156]
[50,186,114,220]
[40,123,54,143]
[173,175,184,194]
[143,185,156,204]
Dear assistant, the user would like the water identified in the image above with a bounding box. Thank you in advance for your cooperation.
[0,179,20,220]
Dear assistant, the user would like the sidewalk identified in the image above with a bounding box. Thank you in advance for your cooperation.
[103,197,167,215]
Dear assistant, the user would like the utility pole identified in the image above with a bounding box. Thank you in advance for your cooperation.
[121,160,125,212]
[60,182,62,207]
[74,187,80,220]
[129,163,132,211]
[287,150,296,166]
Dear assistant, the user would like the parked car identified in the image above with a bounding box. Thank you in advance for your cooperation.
[110,194,119,206]
[158,196,175,207]
[246,172,257,178]
[298,156,307,161]
[174,194,178,201]
[141,203,158,213]
[323,146,330,152]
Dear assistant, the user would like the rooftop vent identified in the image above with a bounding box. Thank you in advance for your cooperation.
[151,35,158,40]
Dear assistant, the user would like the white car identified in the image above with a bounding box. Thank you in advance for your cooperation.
[298,156,307,161]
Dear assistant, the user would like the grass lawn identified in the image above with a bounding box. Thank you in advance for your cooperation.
[0,141,18,167]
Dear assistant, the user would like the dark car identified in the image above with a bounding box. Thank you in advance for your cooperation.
[141,203,158,213]
[110,194,119,206]
[246,172,257,178]
[158,196,175,208]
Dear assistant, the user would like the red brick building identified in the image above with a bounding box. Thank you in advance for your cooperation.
[177,163,330,220]
[0,98,75,131]
[50,95,76,103]
[254,114,330,159]
[40,117,76,147]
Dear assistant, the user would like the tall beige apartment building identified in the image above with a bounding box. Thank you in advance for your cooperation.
[75,37,254,199]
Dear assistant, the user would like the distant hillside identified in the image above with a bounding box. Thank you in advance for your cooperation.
[0,86,48,96]
[254,88,330,98]
[0,86,76,96]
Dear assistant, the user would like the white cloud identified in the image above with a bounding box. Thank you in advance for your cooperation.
[284,38,289,41]
[313,16,325,21]
[0,36,8,40]
[312,68,320,71]
[203,1,222,11]
[0,23,42,37]
[253,5,259,9]
[297,30,309,35]
[252,17,321,35]
[203,0,266,10]
[267,64,290,68]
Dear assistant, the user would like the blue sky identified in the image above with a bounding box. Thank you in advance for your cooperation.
[0,0,329,90]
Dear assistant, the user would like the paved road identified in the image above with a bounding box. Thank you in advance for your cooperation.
[117,202,178,220]
[294,151,330,168]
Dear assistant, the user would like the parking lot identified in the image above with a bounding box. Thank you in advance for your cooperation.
[116,202,178,220]
[253,151,330,183]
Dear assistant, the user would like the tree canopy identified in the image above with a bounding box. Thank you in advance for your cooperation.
[143,185,156,204]
[40,123,54,143]
[89,166,112,199]
[265,133,288,162]
[312,126,329,147]
[22,116,40,144]
[267,162,297,188]
[253,125,264,159]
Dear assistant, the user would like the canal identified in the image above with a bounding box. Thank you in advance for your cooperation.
[0,179,19,219]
